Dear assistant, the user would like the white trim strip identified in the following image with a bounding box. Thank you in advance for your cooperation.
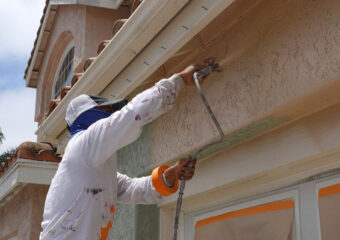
[0,159,58,202]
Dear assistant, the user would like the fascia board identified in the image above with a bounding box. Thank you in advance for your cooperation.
[36,0,191,142]
[0,159,58,202]
[25,5,52,88]
[50,0,124,9]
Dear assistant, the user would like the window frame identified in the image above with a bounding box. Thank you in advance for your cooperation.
[51,40,75,99]
[184,189,301,240]
[183,172,340,240]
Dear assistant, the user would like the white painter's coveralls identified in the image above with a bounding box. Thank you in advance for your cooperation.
[40,74,184,240]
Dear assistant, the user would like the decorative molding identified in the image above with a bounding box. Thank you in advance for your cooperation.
[0,159,58,202]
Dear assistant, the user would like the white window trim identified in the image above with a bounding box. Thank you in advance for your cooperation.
[298,181,321,240]
[51,40,75,99]
[184,189,301,240]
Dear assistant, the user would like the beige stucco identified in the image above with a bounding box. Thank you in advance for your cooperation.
[0,184,48,240]
[146,0,340,237]
[35,5,130,124]
[148,0,340,166]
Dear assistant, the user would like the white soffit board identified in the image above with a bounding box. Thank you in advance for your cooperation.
[0,159,58,202]
[102,0,237,98]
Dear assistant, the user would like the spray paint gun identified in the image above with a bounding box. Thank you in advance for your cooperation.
[193,58,221,83]
[173,58,224,240]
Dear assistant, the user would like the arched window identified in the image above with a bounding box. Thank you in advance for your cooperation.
[52,42,74,99]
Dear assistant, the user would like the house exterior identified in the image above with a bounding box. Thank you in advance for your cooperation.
[0,0,339,239]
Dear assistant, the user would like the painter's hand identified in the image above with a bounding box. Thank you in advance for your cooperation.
[178,58,213,85]
[163,157,197,185]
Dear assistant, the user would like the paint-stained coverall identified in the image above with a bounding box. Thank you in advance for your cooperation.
[40,74,184,240]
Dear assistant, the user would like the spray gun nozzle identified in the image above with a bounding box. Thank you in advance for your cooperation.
[193,58,221,79]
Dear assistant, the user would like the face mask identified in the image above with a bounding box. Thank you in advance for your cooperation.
[70,109,111,136]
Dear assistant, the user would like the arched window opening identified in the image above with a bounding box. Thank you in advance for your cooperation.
[53,45,74,99]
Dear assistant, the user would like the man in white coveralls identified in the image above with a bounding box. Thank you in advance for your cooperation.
[39,63,209,240]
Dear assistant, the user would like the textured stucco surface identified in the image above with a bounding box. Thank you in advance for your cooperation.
[110,126,159,240]
[0,184,48,240]
[109,203,135,240]
[117,125,151,177]
[150,0,340,166]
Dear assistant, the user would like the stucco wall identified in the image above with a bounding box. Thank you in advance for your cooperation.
[0,184,48,240]
[110,126,160,240]
[149,0,340,166]
[35,5,130,124]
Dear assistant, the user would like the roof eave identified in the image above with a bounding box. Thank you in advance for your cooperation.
[25,4,56,88]
[35,0,240,144]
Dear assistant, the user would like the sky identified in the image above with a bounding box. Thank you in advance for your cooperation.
[0,0,45,153]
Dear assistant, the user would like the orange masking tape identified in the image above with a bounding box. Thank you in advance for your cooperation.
[152,165,179,196]
[318,183,340,198]
[195,199,294,228]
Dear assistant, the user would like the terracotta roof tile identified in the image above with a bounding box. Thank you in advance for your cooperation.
[130,0,143,13]
[60,86,71,99]
[97,40,111,55]
[83,57,97,72]
[71,73,83,87]
[0,142,61,178]
[16,142,61,162]
[112,19,128,37]
[47,96,61,117]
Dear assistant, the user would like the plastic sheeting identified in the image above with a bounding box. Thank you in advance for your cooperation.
[195,200,294,240]
[318,183,340,240]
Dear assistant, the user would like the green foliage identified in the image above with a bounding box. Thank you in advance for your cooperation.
[0,148,16,165]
